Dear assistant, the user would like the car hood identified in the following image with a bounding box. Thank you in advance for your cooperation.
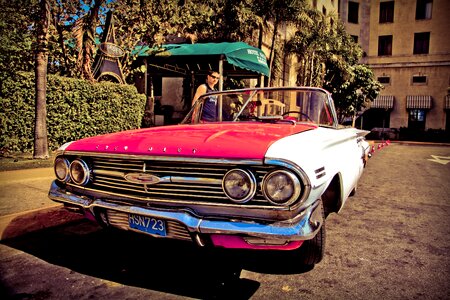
[64,123,317,160]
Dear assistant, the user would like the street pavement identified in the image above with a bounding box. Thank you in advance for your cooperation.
[0,168,82,240]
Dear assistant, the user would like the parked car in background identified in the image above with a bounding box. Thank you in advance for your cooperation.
[49,87,370,266]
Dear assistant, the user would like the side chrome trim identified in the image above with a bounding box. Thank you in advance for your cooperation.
[49,181,322,241]
[315,166,326,179]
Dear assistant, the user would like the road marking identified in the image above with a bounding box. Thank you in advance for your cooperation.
[428,155,450,165]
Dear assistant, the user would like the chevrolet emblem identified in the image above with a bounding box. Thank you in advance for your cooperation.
[124,173,161,185]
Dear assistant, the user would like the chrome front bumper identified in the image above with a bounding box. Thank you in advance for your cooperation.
[48,180,322,242]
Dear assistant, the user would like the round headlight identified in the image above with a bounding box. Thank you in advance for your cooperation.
[69,159,91,186]
[54,157,70,182]
[262,170,301,205]
[222,169,256,203]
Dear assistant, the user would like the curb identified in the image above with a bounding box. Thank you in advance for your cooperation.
[368,140,450,147]
[366,140,450,155]
[0,204,84,241]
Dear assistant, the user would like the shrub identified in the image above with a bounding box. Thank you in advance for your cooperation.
[0,72,146,152]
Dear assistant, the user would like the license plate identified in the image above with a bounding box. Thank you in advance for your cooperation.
[129,214,167,237]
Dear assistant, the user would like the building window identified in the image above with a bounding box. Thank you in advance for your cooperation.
[416,0,432,20]
[414,32,430,54]
[378,35,393,56]
[380,1,394,23]
[408,109,426,130]
[348,1,359,24]
[351,35,359,43]
[378,76,390,84]
[412,75,427,85]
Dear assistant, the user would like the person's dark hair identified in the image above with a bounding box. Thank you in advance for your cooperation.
[207,70,219,76]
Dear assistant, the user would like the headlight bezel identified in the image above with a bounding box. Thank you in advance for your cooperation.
[262,169,301,206]
[69,158,91,186]
[222,168,257,203]
[54,157,71,182]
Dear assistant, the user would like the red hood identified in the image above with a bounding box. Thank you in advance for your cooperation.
[65,123,316,160]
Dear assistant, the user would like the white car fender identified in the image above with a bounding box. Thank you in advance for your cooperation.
[265,127,364,204]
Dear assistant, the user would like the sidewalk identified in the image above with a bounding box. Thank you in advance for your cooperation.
[0,167,83,241]
[0,167,55,216]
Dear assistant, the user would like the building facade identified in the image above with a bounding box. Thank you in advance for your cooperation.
[339,0,450,135]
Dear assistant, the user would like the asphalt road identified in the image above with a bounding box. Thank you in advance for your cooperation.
[0,143,449,299]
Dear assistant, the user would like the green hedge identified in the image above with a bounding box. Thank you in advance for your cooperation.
[1,72,146,152]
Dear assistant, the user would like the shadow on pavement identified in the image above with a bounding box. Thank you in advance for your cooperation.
[2,220,260,299]
[0,206,83,241]
[239,250,315,275]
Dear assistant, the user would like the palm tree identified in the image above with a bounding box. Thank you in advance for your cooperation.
[72,0,105,81]
[253,0,307,86]
[34,0,50,159]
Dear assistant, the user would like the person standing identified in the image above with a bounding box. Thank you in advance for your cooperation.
[192,70,220,121]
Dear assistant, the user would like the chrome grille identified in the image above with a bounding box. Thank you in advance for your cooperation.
[84,156,275,205]
[106,210,191,241]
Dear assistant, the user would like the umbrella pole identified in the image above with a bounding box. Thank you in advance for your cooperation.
[218,55,224,91]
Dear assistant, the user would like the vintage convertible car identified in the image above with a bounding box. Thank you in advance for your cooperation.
[49,87,370,266]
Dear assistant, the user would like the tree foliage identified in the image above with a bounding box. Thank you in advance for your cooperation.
[286,9,382,121]
[330,65,383,123]
[71,0,105,81]
[0,0,38,79]
[1,0,381,124]
[251,0,307,85]
[107,0,214,78]
[109,0,264,78]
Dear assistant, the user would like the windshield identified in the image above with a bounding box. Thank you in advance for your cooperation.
[182,87,337,127]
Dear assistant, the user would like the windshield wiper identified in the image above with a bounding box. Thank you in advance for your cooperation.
[237,115,260,121]
[237,115,289,123]
[258,116,283,121]
[275,118,296,125]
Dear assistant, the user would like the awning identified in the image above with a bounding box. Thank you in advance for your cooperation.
[406,95,432,109]
[371,95,394,109]
[445,95,450,110]
[133,42,269,77]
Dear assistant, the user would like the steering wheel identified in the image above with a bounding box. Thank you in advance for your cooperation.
[282,111,313,122]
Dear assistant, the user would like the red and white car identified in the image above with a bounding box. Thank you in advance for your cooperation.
[49,87,370,266]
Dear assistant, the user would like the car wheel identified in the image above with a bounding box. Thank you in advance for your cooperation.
[297,200,326,266]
